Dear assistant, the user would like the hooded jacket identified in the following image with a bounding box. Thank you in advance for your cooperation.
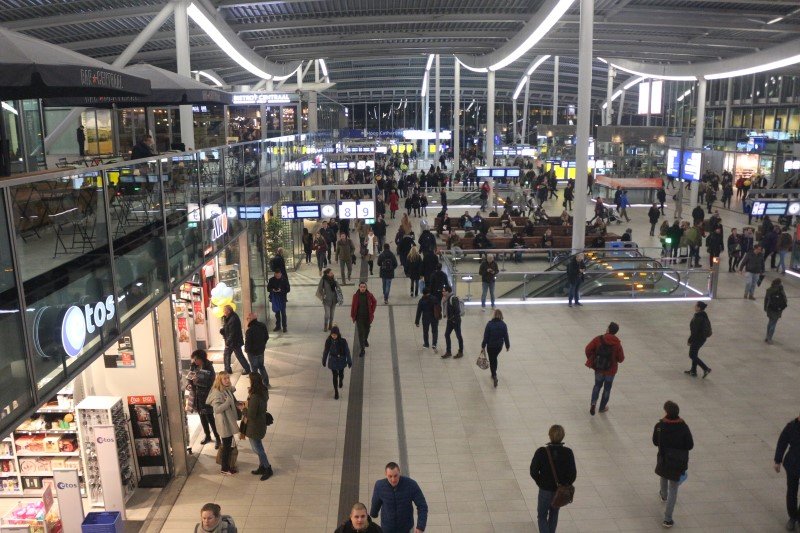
[584,333,625,376]
[653,417,694,481]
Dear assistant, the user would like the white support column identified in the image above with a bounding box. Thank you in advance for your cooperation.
[522,78,530,143]
[572,0,593,252]
[690,77,706,208]
[44,0,175,153]
[552,56,559,125]
[453,57,460,181]
[435,54,441,157]
[266,80,274,92]
[174,0,195,149]
[486,70,495,165]
[308,91,318,133]
[616,89,625,125]
[512,99,517,144]
[604,66,615,126]
[296,67,303,134]
[723,77,733,130]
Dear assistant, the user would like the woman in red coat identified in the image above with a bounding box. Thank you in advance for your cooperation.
[388,190,400,219]
[350,282,377,357]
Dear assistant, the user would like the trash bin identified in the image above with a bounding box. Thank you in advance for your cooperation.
[81,511,123,533]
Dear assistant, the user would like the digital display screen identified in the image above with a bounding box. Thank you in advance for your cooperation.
[238,206,264,219]
[338,201,357,219]
[357,161,366,170]
[476,169,490,177]
[281,203,320,219]
[750,201,766,216]
[666,149,680,178]
[491,169,505,177]
[683,151,702,181]
[507,168,520,177]
[765,203,788,216]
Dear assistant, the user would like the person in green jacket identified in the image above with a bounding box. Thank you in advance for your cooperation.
[243,372,273,480]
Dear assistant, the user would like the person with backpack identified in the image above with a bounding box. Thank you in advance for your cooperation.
[653,401,694,529]
[764,278,788,345]
[774,412,800,531]
[377,244,398,304]
[481,309,510,387]
[584,322,625,415]
[684,301,712,378]
[415,288,440,352]
[196,503,237,533]
[322,326,352,400]
[440,288,464,359]
[529,424,577,533]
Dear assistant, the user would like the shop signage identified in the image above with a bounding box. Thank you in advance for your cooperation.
[210,213,229,242]
[80,69,123,90]
[54,469,84,532]
[231,92,293,105]
[93,425,127,517]
[61,295,116,358]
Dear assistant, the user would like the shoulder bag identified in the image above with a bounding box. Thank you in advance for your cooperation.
[476,348,489,370]
[546,446,575,508]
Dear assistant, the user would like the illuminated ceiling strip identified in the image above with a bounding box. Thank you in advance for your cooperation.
[425,54,435,71]
[420,54,435,95]
[704,54,800,80]
[1,102,18,115]
[600,76,643,109]
[456,0,573,72]
[512,55,551,100]
[188,3,273,79]
[609,61,696,81]
[319,58,328,77]
[192,70,224,87]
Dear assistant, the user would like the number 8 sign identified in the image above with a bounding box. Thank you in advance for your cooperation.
[338,201,357,219]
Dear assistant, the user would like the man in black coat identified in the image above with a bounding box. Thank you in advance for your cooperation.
[335,502,383,533]
[775,413,800,531]
[653,401,693,528]
[244,312,270,387]
[566,253,585,307]
[220,306,251,375]
[685,301,711,378]
[267,271,290,332]
[76,125,86,157]
[372,215,387,251]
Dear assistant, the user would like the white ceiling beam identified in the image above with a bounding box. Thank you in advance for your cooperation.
[3,5,162,30]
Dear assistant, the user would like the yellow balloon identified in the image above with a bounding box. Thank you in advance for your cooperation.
[210,295,226,306]
[211,306,225,318]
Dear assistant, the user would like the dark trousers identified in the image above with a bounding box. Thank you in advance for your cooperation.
[247,352,269,386]
[223,344,251,374]
[199,411,219,440]
[220,436,233,472]
[444,320,463,353]
[787,471,800,521]
[274,309,287,330]
[689,340,709,373]
[422,318,438,347]
[356,319,371,353]
[331,368,344,391]
[487,346,501,377]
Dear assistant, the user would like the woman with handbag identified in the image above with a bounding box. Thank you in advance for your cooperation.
[653,401,694,528]
[242,372,273,481]
[322,326,352,400]
[529,425,577,533]
[480,309,510,387]
[316,268,342,332]
[189,350,220,449]
[206,372,240,475]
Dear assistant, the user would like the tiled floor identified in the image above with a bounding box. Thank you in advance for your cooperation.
[159,186,800,532]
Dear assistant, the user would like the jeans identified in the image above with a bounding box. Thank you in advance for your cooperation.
[766,316,779,341]
[247,352,269,387]
[481,281,495,307]
[382,278,392,301]
[223,345,251,374]
[590,372,614,409]
[786,471,800,521]
[660,477,679,522]
[323,302,336,329]
[744,272,759,296]
[487,346,501,377]
[444,320,463,353]
[410,278,420,297]
[339,259,352,282]
[249,437,271,468]
[422,318,438,347]
[778,250,789,273]
[567,280,581,304]
[220,436,233,472]
[689,340,709,373]
[316,251,327,273]
[537,489,560,533]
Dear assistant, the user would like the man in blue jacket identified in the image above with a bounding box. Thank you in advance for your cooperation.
[370,462,428,533]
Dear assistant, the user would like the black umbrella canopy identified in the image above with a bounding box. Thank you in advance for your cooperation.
[0,26,151,100]
[43,64,232,108]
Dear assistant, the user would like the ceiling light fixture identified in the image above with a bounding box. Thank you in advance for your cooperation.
[489,0,574,71]
[766,16,784,24]
[513,55,551,100]
[420,71,429,96]
[704,54,800,80]
[192,70,224,87]
[319,58,328,77]
[2,102,18,115]
[425,54,435,71]
[456,57,489,73]
[187,3,273,79]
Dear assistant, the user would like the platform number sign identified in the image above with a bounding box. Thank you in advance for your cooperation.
[357,200,375,220]
[338,201,357,219]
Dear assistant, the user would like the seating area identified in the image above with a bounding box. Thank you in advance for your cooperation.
[452,232,620,250]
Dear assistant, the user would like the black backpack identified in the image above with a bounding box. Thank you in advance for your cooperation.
[380,256,393,275]
[593,336,613,371]
[767,289,788,312]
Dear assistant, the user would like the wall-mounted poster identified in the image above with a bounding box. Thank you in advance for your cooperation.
[104,332,136,368]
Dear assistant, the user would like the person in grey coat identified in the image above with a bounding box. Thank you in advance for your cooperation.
[316,268,342,331]
[206,372,240,475]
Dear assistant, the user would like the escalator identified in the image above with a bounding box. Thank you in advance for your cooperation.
[499,252,685,299]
